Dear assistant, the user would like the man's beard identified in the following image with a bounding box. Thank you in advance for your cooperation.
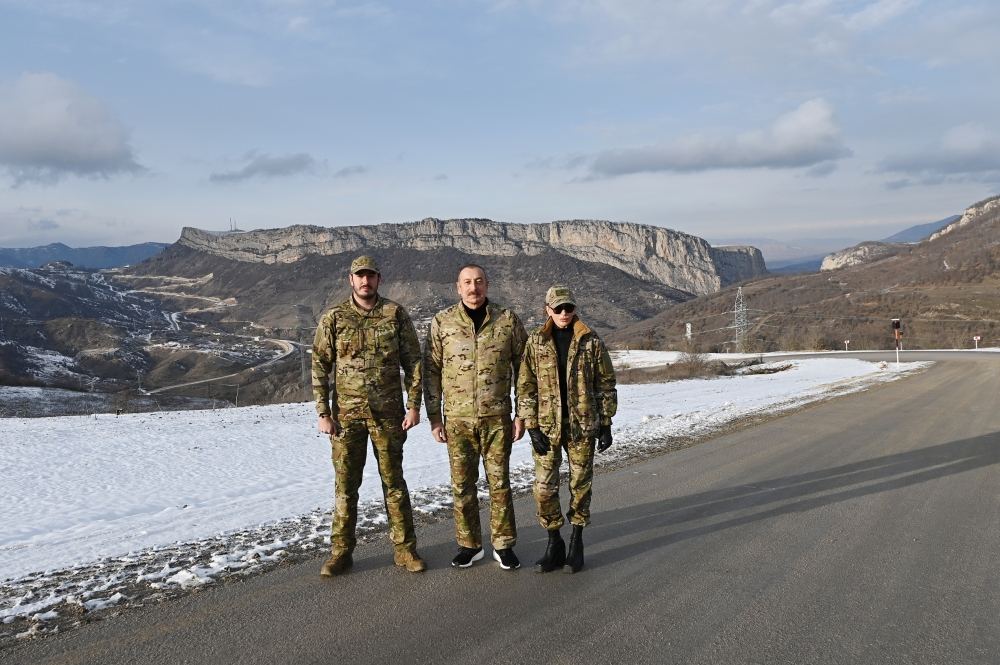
[354,286,377,302]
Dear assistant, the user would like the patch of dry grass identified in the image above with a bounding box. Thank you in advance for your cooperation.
[616,353,772,384]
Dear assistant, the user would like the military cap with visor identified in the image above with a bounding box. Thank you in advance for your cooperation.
[545,285,576,308]
[350,255,380,274]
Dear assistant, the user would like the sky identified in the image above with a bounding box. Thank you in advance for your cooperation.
[0,0,999,248]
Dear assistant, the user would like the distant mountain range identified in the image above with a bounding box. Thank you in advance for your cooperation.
[881,215,961,243]
[726,215,963,275]
[0,242,168,269]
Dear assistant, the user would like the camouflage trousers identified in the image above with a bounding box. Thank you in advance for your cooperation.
[330,418,416,556]
[445,415,516,549]
[532,422,595,530]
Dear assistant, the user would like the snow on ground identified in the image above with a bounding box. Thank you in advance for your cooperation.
[611,348,998,368]
[0,357,929,636]
[0,387,110,417]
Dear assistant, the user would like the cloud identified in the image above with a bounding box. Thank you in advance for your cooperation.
[286,15,312,33]
[804,161,837,177]
[525,154,588,170]
[588,99,850,178]
[209,152,319,183]
[494,0,921,71]
[164,39,277,87]
[27,218,60,231]
[0,72,144,186]
[879,123,1000,182]
[843,0,916,31]
[6,2,395,86]
[884,178,913,190]
[333,165,366,178]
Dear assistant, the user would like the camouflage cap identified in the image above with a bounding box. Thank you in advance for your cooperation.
[350,255,380,274]
[545,285,576,308]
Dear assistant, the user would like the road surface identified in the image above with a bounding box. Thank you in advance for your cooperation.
[7,352,999,664]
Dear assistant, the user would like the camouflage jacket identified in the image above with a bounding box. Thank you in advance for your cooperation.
[312,296,421,421]
[424,301,527,420]
[517,317,617,442]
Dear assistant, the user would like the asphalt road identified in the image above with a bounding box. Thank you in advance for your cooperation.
[8,352,1000,664]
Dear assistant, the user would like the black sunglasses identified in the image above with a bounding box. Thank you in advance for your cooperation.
[551,304,575,314]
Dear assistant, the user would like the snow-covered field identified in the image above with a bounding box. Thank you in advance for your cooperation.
[0,357,929,639]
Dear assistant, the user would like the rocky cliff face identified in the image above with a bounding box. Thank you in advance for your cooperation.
[820,241,902,271]
[178,218,765,296]
[928,195,1000,242]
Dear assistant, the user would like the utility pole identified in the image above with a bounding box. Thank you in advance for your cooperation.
[891,318,901,367]
[297,304,315,402]
[734,287,749,353]
[223,383,240,407]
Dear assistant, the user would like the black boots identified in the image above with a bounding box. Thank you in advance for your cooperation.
[535,525,584,573]
[564,525,584,573]
[535,529,566,573]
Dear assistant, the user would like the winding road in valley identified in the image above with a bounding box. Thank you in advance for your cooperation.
[144,338,298,395]
[8,351,1000,664]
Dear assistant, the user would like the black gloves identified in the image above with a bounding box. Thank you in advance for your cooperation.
[596,424,613,452]
[530,426,611,453]
[528,428,551,455]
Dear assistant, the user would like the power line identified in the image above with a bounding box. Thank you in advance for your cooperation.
[745,309,999,324]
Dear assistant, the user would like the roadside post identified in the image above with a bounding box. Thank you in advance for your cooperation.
[844,339,850,352]
[973,335,981,350]
[891,319,901,366]
[223,383,240,407]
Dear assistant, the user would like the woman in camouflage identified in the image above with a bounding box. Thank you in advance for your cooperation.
[517,285,617,573]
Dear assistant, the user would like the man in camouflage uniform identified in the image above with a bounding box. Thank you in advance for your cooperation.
[518,285,617,573]
[424,264,528,570]
[312,255,425,577]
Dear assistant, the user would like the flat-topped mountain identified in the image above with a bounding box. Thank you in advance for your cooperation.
[177,218,765,296]
[128,218,765,335]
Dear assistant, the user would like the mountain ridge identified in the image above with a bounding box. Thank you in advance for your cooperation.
[0,242,169,269]
[176,218,766,297]
[608,195,1000,351]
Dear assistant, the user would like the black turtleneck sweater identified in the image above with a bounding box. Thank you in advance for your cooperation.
[463,299,489,333]
[552,323,573,420]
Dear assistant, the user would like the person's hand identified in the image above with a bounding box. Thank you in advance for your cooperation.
[527,428,550,455]
[431,419,448,444]
[318,415,342,436]
[513,417,525,441]
[596,424,613,452]
[402,407,420,431]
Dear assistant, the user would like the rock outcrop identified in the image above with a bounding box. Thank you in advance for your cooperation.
[821,195,1000,272]
[928,195,1000,242]
[821,241,902,271]
[178,218,765,296]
